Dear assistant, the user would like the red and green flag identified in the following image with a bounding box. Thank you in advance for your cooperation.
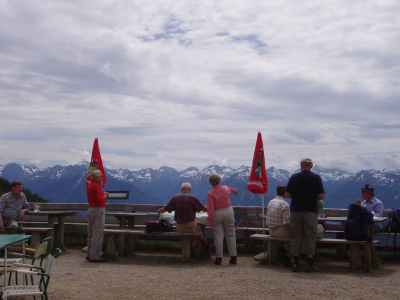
[86,138,107,187]
[247,132,268,194]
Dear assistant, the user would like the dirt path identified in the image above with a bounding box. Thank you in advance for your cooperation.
[46,247,400,300]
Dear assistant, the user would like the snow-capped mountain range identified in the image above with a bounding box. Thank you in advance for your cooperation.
[0,161,399,209]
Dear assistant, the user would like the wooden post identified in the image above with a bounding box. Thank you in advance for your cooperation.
[349,243,362,270]
[118,233,125,256]
[267,240,272,264]
[106,233,116,257]
[363,243,372,268]
[181,235,191,262]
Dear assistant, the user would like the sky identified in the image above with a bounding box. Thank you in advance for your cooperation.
[0,1,399,173]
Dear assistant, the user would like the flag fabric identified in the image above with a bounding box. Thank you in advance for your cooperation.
[247,132,268,194]
[86,138,107,187]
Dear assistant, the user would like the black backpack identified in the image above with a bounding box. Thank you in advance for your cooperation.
[145,219,173,234]
[388,208,400,233]
[387,208,400,258]
[344,204,374,242]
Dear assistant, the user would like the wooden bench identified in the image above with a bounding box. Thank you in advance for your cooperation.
[237,227,269,250]
[250,234,379,270]
[103,229,204,262]
[21,227,54,248]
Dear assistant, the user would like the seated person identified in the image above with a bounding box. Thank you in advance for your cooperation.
[266,184,291,267]
[356,184,384,232]
[158,182,213,256]
[0,180,30,233]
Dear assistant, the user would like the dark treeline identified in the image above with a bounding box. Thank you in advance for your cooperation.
[0,177,50,203]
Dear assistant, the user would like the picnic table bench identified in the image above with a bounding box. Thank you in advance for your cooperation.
[250,234,379,270]
[104,229,204,262]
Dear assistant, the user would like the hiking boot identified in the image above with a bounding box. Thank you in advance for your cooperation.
[215,257,222,265]
[280,254,292,267]
[306,264,319,273]
[292,264,300,272]
[229,256,237,264]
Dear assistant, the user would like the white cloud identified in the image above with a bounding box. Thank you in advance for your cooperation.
[0,1,399,172]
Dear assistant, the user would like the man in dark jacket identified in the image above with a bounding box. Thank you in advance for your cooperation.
[286,157,325,273]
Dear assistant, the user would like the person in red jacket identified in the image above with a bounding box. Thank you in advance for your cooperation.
[86,170,109,262]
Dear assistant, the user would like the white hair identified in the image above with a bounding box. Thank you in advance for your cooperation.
[181,182,192,190]
[90,170,102,180]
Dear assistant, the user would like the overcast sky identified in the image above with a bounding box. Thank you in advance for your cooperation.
[1,1,399,173]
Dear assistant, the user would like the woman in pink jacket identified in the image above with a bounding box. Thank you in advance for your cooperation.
[207,174,239,265]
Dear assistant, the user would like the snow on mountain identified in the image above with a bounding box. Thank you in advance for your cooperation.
[1,162,399,208]
[311,166,354,183]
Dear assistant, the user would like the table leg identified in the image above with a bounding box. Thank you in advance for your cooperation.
[48,216,56,249]
[126,217,136,250]
[30,232,41,248]
[57,216,66,245]
[118,216,127,229]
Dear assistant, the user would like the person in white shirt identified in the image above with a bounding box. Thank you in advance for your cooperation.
[266,184,291,267]
[266,184,290,237]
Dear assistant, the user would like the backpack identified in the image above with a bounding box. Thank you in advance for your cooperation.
[145,219,173,234]
[344,204,374,242]
[387,208,400,258]
[388,208,400,233]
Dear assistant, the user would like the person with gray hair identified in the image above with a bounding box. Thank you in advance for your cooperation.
[158,182,213,257]
[207,174,239,265]
[86,170,109,262]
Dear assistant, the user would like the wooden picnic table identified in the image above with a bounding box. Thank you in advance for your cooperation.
[28,211,77,249]
[105,212,159,229]
[105,212,159,250]
[0,234,32,286]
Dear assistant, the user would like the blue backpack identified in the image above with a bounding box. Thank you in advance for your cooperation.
[145,219,173,234]
[344,204,374,242]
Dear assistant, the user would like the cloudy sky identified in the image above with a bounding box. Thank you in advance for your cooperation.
[1,1,399,173]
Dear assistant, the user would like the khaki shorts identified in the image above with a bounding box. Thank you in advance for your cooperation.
[290,211,318,255]
[175,221,202,234]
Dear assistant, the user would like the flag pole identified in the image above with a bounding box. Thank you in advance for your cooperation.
[262,194,265,235]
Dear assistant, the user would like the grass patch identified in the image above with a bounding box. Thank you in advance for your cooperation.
[371,252,384,267]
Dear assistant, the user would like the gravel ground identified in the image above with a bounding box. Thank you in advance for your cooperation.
[41,247,400,300]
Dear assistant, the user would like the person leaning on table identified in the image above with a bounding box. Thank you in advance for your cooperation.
[0,180,30,234]
[158,182,213,257]
[356,183,384,233]
[206,174,239,265]
[86,170,109,263]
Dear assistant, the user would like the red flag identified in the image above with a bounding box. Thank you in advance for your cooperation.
[86,138,107,187]
[247,132,268,194]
